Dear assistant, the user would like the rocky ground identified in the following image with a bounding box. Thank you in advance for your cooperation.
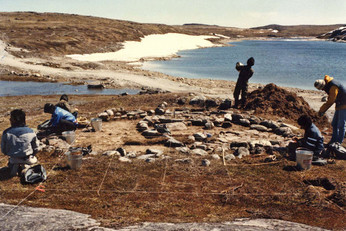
[0,12,345,230]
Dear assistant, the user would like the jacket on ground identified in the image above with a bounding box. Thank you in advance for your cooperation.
[1,126,39,158]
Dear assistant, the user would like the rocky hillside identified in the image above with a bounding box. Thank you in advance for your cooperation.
[252,24,344,37]
[0,12,189,57]
[317,26,346,42]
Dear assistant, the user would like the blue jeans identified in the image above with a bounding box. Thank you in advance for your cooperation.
[331,109,346,144]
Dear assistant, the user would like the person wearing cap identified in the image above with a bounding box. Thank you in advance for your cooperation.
[1,109,39,176]
[296,115,327,165]
[234,57,255,108]
[314,75,346,144]
[43,103,77,134]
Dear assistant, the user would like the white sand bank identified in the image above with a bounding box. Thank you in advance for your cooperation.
[67,33,219,62]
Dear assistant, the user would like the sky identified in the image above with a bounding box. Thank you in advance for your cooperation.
[0,0,345,28]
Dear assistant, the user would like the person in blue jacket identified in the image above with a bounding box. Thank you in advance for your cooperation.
[297,115,327,165]
[44,103,77,134]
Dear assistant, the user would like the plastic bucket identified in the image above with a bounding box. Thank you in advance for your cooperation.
[66,152,83,170]
[296,149,313,170]
[91,118,102,131]
[62,131,75,144]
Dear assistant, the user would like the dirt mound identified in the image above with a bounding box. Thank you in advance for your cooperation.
[245,83,329,127]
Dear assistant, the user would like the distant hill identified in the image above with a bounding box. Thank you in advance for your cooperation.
[0,12,344,58]
[252,24,345,37]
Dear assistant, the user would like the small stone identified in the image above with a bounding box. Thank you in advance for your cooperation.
[201,159,211,166]
[118,157,132,163]
[239,119,251,127]
[165,137,184,147]
[224,154,236,161]
[126,151,137,158]
[235,147,250,157]
[116,147,126,156]
[137,154,156,160]
[175,158,193,164]
[146,148,163,157]
[204,121,214,130]
[222,122,232,128]
[211,154,221,160]
[250,124,268,132]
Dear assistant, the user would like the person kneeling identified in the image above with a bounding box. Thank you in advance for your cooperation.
[1,109,39,177]
[43,103,77,135]
[297,115,327,166]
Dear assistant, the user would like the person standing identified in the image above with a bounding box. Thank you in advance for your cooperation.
[234,57,255,108]
[314,75,346,144]
[1,109,39,176]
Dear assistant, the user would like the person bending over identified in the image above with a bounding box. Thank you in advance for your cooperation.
[314,75,346,144]
[44,103,77,135]
[1,109,39,176]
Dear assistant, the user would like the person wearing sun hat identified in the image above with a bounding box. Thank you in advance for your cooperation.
[314,75,346,144]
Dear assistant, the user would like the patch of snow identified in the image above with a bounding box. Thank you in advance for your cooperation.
[67,33,219,62]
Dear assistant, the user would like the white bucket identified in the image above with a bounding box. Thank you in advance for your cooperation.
[296,149,313,170]
[66,152,83,170]
[91,118,102,131]
[62,131,75,144]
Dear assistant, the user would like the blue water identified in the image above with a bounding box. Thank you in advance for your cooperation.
[0,81,138,96]
[142,39,346,90]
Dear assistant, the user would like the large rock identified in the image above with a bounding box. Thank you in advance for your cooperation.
[189,95,206,106]
[165,122,187,131]
[218,99,232,110]
[165,137,184,147]
[142,129,161,137]
[191,148,208,156]
[194,132,207,141]
[250,124,268,132]
[274,127,293,137]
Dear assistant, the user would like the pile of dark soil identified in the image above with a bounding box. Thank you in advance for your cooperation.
[245,83,329,127]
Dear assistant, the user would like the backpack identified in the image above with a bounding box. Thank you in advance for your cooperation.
[327,142,346,160]
[21,165,47,184]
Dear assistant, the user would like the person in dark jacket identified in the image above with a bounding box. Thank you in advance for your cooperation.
[44,103,77,134]
[314,75,346,144]
[233,57,255,108]
[56,94,78,118]
[1,109,39,176]
[297,115,327,165]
